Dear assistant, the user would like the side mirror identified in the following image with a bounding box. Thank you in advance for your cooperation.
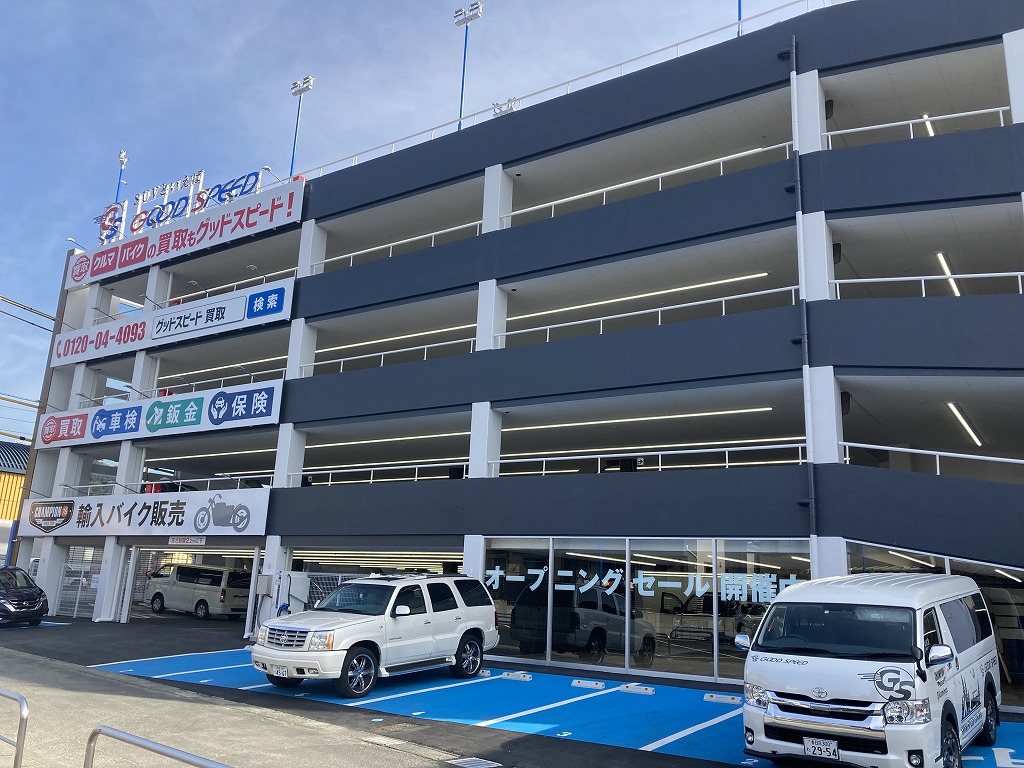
[926,644,954,667]
[735,633,751,650]
[394,605,411,617]
[632,609,644,619]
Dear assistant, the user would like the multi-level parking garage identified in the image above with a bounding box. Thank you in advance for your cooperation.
[15,0,1024,706]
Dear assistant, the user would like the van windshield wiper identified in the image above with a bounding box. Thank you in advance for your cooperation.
[767,645,830,656]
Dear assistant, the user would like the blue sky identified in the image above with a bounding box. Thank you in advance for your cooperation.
[0,0,800,440]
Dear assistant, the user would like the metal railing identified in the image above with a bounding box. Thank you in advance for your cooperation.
[289,461,469,487]
[823,107,1010,149]
[0,688,28,768]
[145,368,286,398]
[841,442,1024,479]
[60,475,273,497]
[84,726,231,768]
[501,142,792,228]
[313,220,482,274]
[491,443,806,477]
[289,0,820,183]
[497,285,799,346]
[301,337,476,377]
[832,271,1024,299]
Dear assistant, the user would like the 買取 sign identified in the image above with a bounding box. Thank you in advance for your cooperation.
[66,179,304,290]
[22,488,269,538]
[50,278,293,366]
[35,380,282,449]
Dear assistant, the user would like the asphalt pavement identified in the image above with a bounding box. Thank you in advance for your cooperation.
[0,615,730,768]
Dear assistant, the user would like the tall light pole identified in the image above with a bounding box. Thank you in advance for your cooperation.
[454,2,483,131]
[114,149,128,204]
[289,75,315,177]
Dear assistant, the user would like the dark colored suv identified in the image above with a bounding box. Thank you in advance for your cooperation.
[0,566,48,626]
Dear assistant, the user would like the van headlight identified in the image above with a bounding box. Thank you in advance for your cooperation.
[883,699,931,725]
[256,626,268,645]
[745,683,770,709]
[308,631,334,651]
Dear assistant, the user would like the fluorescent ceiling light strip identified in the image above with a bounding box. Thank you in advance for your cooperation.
[946,402,981,447]
[503,436,805,459]
[563,552,657,568]
[145,448,276,463]
[309,431,470,450]
[888,550,936,568]
[708,554,781,571]
[507,273,769,322]
[923,113,935,138]
[995,569,1022,584]
[791,556,811,563]
[504,407,772,433]
[935,252,960,297]
[160,355,288,382]
[318,323,477,356]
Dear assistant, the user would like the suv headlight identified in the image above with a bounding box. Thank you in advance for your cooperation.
[256,626,268,645]
[883,699,931,725]
[309,631,334,651]
[745,683,770,709]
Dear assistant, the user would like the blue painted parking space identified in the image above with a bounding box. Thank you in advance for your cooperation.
[93,649,1024,765]
[0,621,67,631]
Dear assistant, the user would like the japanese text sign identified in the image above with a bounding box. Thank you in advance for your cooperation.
[50,279,293,367]
[23,488,269,538]
[66,180,304,290]
[36,381,281,448]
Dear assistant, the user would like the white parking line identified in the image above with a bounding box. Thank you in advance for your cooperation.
[154,663,252,679]
[346,674,502,706]
[474,685,624,727]
[640,707,742,751]
[241,683,274,690]
[90,648,246,668]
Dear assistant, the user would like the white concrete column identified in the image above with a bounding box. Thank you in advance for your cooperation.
[35,538,68,616]
[93,535,128,621]
[1004,30,1024,124]
[468,402,502,478]
[52,447,84,495]
[115,441,145,492]
[69,363,99,409]
[482,164,514,233]
[62,286,90,331]
[297,219,328,277]
[463,535,486,579]
[798,211,836,302]
[475,280,508,351]
[285,319,318,379]
[130,349,160,399]
[258,535,291,625]
[144,265,172,308]
[803,365,844,465]
[86,283,116,327]
[794,70,827,155]
[273,423,307,488]
[810,535,848,580]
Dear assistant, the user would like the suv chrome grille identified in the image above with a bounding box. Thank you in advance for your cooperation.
[266,627,309,649]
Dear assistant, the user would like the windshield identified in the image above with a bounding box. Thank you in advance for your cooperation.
[753,602,915,660]
[316,582,395,616]
[0,568,37,590]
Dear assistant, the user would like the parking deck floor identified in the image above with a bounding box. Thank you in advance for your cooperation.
[3,617,1024,768]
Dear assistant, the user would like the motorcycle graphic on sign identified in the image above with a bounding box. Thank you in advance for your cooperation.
[194,494,250,533]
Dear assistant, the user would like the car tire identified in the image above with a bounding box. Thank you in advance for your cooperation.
[634,636,655,668]
[333,646,378,698]
[579,631,606,664]
[150,594,165,613]
[28,618,42,627]
[973,688,998,747]
[228,614,242,622]
[450,634,483,678]
[518,639,542,655]
[194,600,210,620]
[942,717,962,768]
[265,673,303,688]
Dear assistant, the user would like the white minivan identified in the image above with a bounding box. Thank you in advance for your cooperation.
[737,573,999,768]
[143,564,250,620]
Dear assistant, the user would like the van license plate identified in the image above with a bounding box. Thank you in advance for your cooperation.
[272,666,288,678]
[803,738,839,760]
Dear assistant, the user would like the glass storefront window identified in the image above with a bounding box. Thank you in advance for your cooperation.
[551,538,628,669]
[630,539,715,678]
[847,542,945,574]
[715,540,810,680]
[484,540,550,660]
[950,559,1024,708]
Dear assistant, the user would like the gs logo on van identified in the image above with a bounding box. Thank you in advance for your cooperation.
[861,667,915,701]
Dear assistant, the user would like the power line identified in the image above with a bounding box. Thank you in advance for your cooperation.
[0,307,52,333]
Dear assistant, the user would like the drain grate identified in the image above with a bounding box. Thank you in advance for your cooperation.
[447,759,503,768]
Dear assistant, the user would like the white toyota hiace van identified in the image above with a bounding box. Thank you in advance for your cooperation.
[736,574,999,768]
[143,564,250,620]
